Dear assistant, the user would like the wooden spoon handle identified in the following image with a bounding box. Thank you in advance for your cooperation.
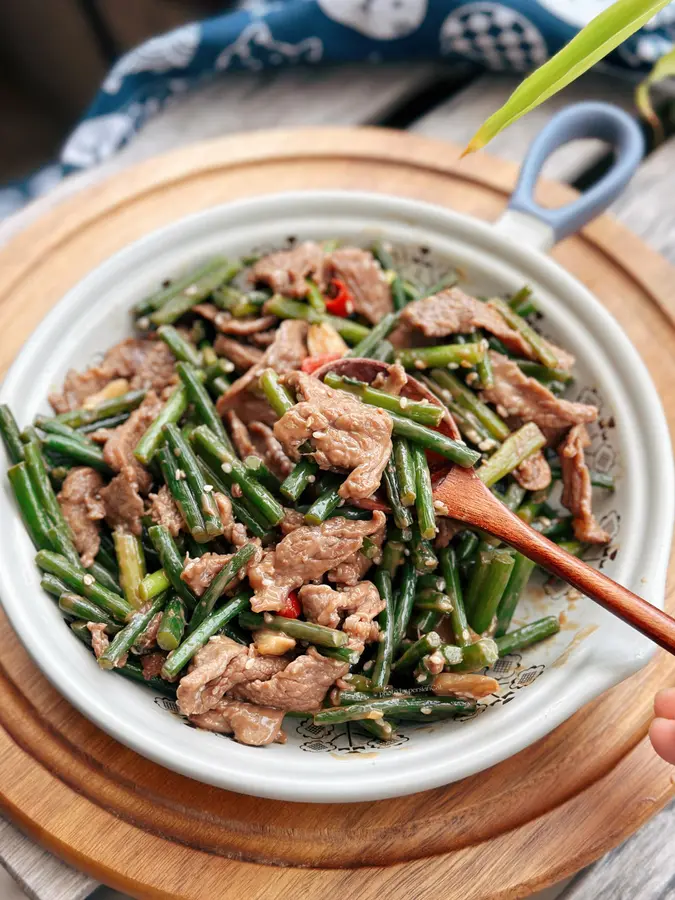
[477,503,675,654]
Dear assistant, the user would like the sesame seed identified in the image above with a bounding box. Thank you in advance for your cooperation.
[414,360,426,370]
[425,559,436,568]
[185,284,199,296]
[415,673,427,683]
[363,660,374,672]
[203,484,213,493]
[137,317,150,330]
[420,706,433,715]
[312,431,325,439]
[175,468,186,481]
[448,362,459,369]
[399,397,408,409]
[307,475,316,484]
[222,463,232,474]
[263,612,274,624]
[466,372,478,385]
[83,574,95,587]
[223,361,235,373]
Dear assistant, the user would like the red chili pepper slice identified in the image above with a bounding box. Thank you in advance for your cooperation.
[325,278,354,317]
[278,590,301,619]
[300,353,344,374]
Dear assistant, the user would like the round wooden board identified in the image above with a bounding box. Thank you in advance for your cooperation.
[0,127,674,900]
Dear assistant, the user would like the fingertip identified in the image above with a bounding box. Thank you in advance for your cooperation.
[654,688,675,719]
[650,717,675,765]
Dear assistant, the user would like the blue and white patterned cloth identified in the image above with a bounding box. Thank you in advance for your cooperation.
[2,0,674,217]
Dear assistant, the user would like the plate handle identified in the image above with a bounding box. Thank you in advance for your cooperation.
[494,102,644,252]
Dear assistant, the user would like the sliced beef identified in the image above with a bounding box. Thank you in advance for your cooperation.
[226,410,257,459]
[312,357,460,442]
[50,367,114,415]
[233,646,348,712]
[298,581,383,642]
[514,451,552,491]
[134,611,163,653]
[558,424,610,544]
[251,241,325,297]
[248,421,294,478]
[401,288,530,354]
[148,484,184,537]
[102,391,163,494]
[481,353,597,432]
[275,371,392,501]
[57,467,105,567]
[280,508,305,534]
[328,514,385,585]
[248,511,386,612]
[128,340,177,394]
[218,315,278,336]
[181,552,235,597]
[49,338,175,413]
[216,320,308,424]
[100,472,145,536]
[213,492,248,547]
[141,652,167,681]
[177,636,287,716]
[213,335,264,370]
[87,621,129,667]
[177,636,247,715]
[252,244,392,323]
[327,247,393,324]
[434,518,463,550]
[88,427,117,445]
[401,289,574,369]
[372,362,407,396]
[265,318,309,372]
[87,622,109,659]
[250,330,276,347]
[192,303,277,335]
[190,699,286,746]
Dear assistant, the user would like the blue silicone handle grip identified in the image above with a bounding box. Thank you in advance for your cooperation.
[508,102,644,243]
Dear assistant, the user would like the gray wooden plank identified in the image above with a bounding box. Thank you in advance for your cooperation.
[0,817,96,900]
[610,137,675,264]
[562,798,675,899]
[410,72,639,183]
[112,63,443,166]
[0,63,441,247]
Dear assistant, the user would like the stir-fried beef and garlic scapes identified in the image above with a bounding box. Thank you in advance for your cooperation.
[0,241,614,747]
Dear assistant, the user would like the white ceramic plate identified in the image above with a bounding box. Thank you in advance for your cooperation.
[0,186,672,803]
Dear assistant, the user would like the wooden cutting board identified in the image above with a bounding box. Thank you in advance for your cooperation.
[0,127,674,900]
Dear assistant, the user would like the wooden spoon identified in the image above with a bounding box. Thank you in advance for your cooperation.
[433,465,675,654]
[313,357,675,654]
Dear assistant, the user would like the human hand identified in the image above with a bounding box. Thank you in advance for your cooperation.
[650,688,675,764]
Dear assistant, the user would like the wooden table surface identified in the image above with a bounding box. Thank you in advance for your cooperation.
[1,63,674,900]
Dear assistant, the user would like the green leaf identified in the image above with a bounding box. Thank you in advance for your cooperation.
[636,45,675,139]
[463,0,672,155]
